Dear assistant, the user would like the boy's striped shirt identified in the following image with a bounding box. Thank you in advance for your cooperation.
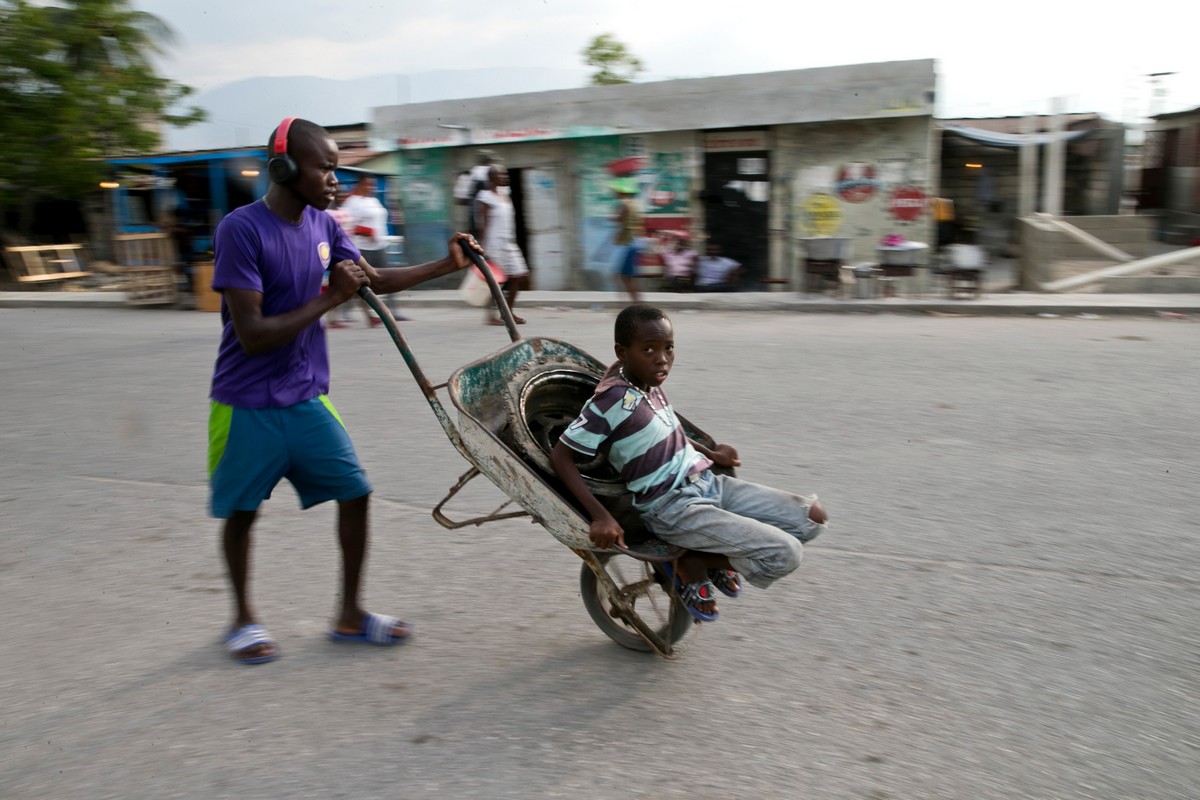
[558,363,710,510]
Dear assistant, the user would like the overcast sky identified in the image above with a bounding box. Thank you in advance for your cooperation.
[135,0,1198,124]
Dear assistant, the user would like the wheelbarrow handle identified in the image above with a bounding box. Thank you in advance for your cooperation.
[457,238,522,342]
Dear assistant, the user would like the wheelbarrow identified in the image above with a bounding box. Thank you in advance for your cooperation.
[357,244,728,657]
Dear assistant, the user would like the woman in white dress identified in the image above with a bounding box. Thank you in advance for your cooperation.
[474,165,530,325]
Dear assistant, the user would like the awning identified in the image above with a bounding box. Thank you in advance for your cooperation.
[941,124,1091,148]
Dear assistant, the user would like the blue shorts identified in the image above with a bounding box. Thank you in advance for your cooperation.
[208,395,372,518]
[614,243,640,277]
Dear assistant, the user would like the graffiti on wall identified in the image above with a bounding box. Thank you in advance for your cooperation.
[399,149,451,265]
[642,152,690,216]
[578,138,695,272]
[577,137,623,272]
[400,149,448,224]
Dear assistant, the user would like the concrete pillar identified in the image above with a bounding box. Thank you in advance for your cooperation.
[1019,114,1038,217]
[1106,127,1127,214]
[1042,98,1066,217]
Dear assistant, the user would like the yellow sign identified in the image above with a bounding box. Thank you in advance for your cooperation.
[800,193,842,236]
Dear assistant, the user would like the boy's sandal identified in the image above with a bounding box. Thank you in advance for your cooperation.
[661,561,719,623]
[708,568,742,598]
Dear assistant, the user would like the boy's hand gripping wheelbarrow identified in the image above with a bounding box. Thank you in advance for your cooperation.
[357,242,728,658]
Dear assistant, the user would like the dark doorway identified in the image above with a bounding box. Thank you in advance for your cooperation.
[702,150,770,287]
[505,166,530,272]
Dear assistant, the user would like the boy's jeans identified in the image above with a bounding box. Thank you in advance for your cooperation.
[640,470,826,590]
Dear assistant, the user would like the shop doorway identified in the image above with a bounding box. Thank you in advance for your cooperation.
[702,151,770,287]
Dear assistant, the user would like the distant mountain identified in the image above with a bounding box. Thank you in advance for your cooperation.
[163,67,591,152]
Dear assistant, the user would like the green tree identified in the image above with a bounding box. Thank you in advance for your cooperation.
[582,33,644,86]
[0,0,205,235]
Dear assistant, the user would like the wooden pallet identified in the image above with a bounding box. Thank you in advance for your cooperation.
[3,244,93,287]
[110,233,178,305]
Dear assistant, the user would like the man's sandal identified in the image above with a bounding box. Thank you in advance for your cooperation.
[226,624,280,665]
[327,612,413,646]
[708,569,742,598]
[660,561,719,622]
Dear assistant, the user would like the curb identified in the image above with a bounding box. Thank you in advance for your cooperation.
[3,290,1200,317]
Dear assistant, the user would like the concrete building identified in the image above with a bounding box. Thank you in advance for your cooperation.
[937,114,1127,257]
[1140,105,1200,243]
[99,123,391,264]
[372,59,938,290]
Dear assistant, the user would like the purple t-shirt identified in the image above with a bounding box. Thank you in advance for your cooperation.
[209,200,360,408]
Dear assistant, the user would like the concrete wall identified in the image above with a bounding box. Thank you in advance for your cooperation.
[1017,215,1157,289]
[373,60,935,148]
[775,117,936,279]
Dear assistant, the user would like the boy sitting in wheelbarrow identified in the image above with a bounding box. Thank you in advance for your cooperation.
[550,304,828,621]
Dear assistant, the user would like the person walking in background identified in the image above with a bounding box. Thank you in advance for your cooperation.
[452,169,473,232]
[474,164,530,325]
[342,177,408,323]
[611,179,644,303]
[457,150,495,236]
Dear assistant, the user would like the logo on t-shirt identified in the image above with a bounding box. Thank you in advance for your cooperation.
[621,389,641,412]
[318,242,331,268]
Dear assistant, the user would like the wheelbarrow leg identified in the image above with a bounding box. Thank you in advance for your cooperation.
[576,549,685,659]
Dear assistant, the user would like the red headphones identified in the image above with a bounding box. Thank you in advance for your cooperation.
[267,117,299,184]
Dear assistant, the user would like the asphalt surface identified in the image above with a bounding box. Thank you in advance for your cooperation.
[2,305,1197,799]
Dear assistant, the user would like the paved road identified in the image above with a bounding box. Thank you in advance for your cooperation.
[2,306,1196,800]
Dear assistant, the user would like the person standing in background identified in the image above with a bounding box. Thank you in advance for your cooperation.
[659,232,697,292]
[342,177,408,323]
[322,188,357,329]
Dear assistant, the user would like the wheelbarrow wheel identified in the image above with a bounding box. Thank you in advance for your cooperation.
[580,552,694,653]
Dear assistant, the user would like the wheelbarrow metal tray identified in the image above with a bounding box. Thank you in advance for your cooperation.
[446,336,600,552]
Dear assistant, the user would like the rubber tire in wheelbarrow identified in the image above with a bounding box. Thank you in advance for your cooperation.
[580,552,694,653]
[500,357,626,497]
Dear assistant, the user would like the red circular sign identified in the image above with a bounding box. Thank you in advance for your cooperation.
[888,186,926,221]
[835,162,878,203]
